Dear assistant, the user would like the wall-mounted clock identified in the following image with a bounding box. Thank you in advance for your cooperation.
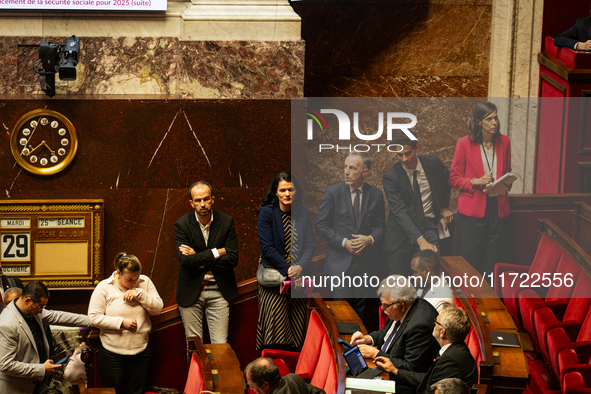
[10,109,78,176]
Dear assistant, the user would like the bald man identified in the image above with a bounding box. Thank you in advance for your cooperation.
[4,287,22,306]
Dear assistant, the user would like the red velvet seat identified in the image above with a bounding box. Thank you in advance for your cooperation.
[547,307,591,381]
[563,367,591,394]
[535,273,591,363]
[518,253,581,352]
[454,296,482,380]
[261,309,327,380]
[184,352,205,394]
[310,334,335,391]
[324,352,338,394]
[495,235,563,329]
[379,306,388,329]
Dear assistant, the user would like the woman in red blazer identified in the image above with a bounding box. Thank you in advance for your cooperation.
[449,102,512,278]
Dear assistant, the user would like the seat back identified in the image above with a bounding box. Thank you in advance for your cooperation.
[577,307,591,343]
[273,358,290,377]
[544,253,582,303]
[379,306,388,329]
[456,296,483,378]
[295,309,327,379]
[184,352,205,394]
[310,334,334,391]
[564,273,591,321]
[501,235,564,327]
[324,354,338,394]
[529,235,564,278]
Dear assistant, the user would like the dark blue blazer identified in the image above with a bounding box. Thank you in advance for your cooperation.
[382,155,450,252]
[314,181,386,276]
[258,204,315,277]
[554,16,591,49]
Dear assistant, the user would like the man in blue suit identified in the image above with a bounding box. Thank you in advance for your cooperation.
[315,152,386,318]
[554,10,591,50]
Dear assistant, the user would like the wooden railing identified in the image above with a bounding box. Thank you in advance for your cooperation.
[573,201,591,257]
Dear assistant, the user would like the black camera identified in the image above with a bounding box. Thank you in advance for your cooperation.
[36,35,79,97]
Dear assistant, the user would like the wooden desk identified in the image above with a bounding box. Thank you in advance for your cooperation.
[325,300,368,341]
[471,296,507,311]
[204,344,245,393]
[441,256,529,394]
[483,310,520,331]
[325,301,367,329]
[325,300,389,380]
[188,337,245,394]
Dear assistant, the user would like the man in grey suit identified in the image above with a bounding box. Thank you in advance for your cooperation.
[315,152,386,319]
[382,131,452,276]
[0,280,89,394]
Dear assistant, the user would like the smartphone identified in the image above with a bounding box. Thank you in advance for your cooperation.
[338,338,354,349]
[54,356,69,365]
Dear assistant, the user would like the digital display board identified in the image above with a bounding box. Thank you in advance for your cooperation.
[0,0,166,11]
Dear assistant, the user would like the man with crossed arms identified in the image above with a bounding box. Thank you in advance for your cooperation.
[175,181,239,344]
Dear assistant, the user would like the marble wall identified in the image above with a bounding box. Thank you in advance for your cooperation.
[0,36,304,98]
[292,1,492,98]
[0,98,291,309]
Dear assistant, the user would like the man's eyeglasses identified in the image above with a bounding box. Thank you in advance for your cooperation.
[380,301,400,310]
[434,319,445,329]
[29,298,46,310]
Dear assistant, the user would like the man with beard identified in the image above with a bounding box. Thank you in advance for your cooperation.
[175,181,239,344]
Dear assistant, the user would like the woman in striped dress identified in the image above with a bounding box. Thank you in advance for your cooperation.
[256,172,315,351]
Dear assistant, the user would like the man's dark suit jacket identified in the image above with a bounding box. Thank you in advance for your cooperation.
[175,209,239,308]
[1,275,23,292]
[382,156,450,253]
[315,181,386,276]
[368,299,440,393]
[554,16,591,49]
[0,275,23,313]
[396,342,478,394]
[269,373,326,394]
[258,204,315,277]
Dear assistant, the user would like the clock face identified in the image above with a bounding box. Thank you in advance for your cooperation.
[10,109,78,176]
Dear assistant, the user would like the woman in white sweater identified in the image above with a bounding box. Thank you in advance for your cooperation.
[88,252,163,394]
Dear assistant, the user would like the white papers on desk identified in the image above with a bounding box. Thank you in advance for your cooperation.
[345,377,395,392]
[483,172,517,195]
